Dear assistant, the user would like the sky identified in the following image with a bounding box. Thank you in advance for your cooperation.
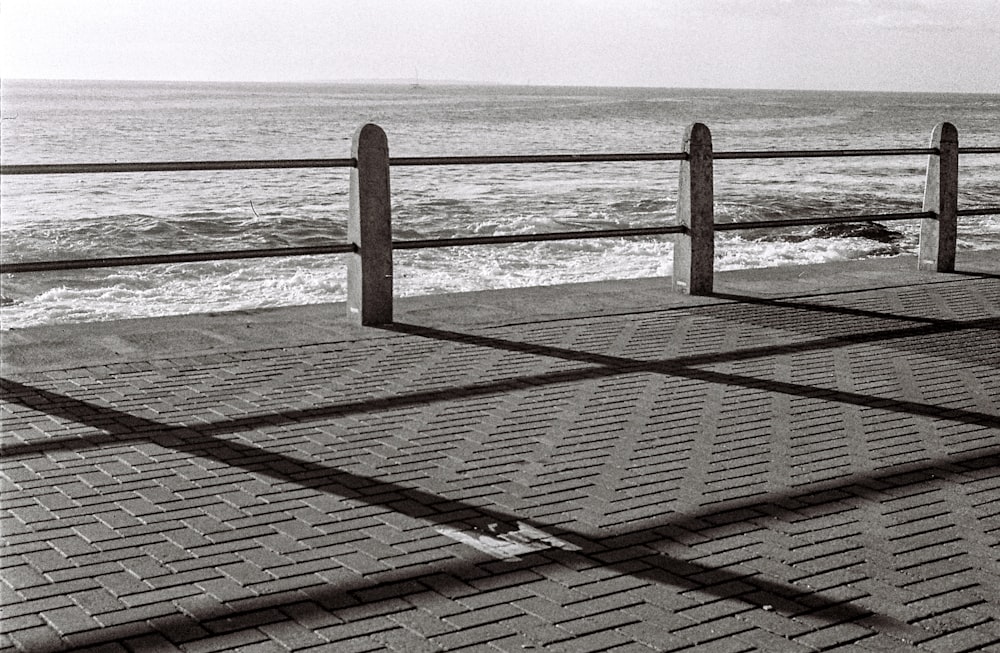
[1,0,998,93]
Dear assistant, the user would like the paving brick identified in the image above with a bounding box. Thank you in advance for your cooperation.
[387,607,454,638]
[430,620,529,650]
[7,624,75,652]
[369,626,445,652]
[2,564,49,590]
[177,629,272,653]
[546,628,637,652]
[69,587,127,615]
[40,604,103,636]
[1,595,75,621]
[1,611,47,634]
[792,621,877,650]
[444,602,524,630]
[121,585,205,609]
[669,615,757,646]
[332,597,413,623]
[117,633,182,653]
[95,601,188,627]
[218,561,274,585]
[555,609,642,637]
[202,608,287,636]
[19,577,100,602]
[252,619,328,650]
[917,621,1000,653]
[195,577,260,603]
[617,621,691,652]
[315,615,400,644]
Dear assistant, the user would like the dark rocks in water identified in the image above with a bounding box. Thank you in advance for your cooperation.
[809,221,904,243]
[865,244,904,257]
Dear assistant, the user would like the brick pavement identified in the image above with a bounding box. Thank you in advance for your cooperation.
[1,270,999,652]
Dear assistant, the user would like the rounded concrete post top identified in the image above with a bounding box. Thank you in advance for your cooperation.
[353,123,388,155]
[931,122,958,145]
[683,122,712,151]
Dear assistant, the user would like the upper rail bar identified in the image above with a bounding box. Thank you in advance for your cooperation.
[388,153,687,166]
[0,158,357,176]
[714,148,936,160]
[3,146,997,176]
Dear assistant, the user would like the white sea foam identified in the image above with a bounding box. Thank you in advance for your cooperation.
[2,261,348,327]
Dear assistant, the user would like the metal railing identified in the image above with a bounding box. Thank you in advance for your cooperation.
[2,122,998,324]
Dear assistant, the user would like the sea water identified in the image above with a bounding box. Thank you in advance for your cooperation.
[2,80,998,327]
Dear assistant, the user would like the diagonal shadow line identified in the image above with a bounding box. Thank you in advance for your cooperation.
[949,270,1000,280]
[706,290,1000,330]
[4,310,998,459]
[676,317,1000,368]
[0,366,615,458]
[4,378,996,652]
[0,378,524,530]
[0,380,869,604]
[390,313,1000,370]
[383,323,1000,428]
[697,293,1000,363]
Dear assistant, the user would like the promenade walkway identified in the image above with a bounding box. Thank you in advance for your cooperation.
[2,254,999,652]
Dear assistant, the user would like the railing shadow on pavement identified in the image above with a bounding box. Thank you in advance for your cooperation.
[948,269,1000,280]
[3,279,999,648]
[4,281,1000,648]
[2,375,998,651]
[4,294,999,460]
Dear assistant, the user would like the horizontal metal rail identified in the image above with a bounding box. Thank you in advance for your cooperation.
[714,211,933,232]
[0,152,689,175]
[0,244,356,274]
[715,148,936,160]
[958,207,1000,217]
[0,158,357,176]
[392,225,687,250]
[0,227,690,273]
[4,206,999,273]
[3,146,998,176]
[2,211,960,274]
[389,153,688,166]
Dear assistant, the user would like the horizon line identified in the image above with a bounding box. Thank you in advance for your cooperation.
[3,76,998,96]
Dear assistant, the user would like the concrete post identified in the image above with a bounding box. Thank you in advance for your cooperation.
[348,123,393,325]
[673,123,715,294]
[919,122,958,272]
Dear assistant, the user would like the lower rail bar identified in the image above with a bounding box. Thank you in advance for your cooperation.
[714,211,933,232]
[0,244,356,274]
[392,225,687,250]
[958,207,1000,217]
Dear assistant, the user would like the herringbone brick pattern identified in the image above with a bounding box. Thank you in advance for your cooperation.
[2,276,999,652]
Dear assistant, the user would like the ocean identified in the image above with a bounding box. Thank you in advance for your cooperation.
[2,80,998,328]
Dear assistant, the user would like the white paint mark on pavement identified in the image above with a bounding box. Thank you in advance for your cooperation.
[436,521,581,561]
